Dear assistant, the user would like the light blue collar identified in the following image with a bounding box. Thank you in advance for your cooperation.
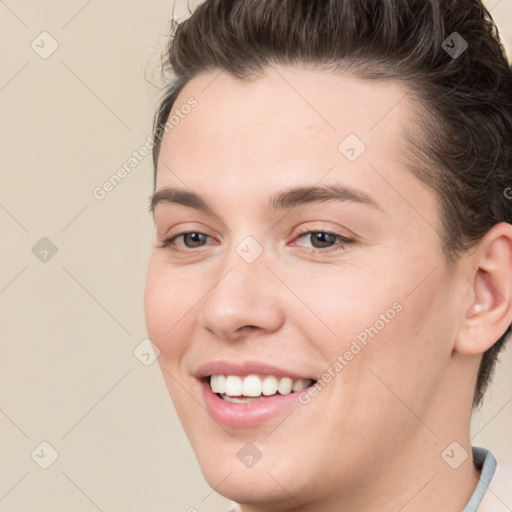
[463,447,497,511]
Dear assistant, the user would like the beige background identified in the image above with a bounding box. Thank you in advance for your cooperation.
[0,1,511,511]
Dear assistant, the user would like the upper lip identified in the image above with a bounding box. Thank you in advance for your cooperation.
[195,360,317,381]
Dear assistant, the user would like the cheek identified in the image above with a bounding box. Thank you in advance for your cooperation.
[312,262,455,399]
[143,263,196,360]
[309,280,456,465]
[298,266,399,352]
[341,272,456,413]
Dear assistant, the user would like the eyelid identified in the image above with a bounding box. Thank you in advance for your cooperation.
[157,222,216,242]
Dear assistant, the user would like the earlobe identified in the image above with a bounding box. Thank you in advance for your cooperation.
[456,223,512,356]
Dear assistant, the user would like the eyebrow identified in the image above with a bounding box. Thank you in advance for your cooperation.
[150,183,383,215]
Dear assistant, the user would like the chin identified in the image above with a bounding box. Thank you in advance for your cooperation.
[189,433,319,508]
[201,464,301,508]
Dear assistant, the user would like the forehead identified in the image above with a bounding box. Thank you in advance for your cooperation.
[157,66,414,168]
[155,66,426,213]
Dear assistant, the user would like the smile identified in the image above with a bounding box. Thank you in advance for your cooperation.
[209,374,314,403]
[195,361,319,427]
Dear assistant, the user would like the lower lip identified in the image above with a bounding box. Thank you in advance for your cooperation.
[201,380,308,428]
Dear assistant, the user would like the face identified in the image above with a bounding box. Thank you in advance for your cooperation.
[144,66,464,508]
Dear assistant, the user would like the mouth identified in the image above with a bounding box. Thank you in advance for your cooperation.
[207,374,316,403]
[195,361,319,427]
[198,372,318,428]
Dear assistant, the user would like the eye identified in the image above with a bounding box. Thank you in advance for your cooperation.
[157,231,213,251]
[292,229,354,253]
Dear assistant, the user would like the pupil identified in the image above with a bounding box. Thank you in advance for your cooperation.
[186,233,206,247]
[313,233,335,248]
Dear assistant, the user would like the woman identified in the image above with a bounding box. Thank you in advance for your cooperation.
[144,1,512,510]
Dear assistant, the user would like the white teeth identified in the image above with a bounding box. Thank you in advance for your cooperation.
[209,374,313,398]
[292,379,310,392]
[210,375,226,394]
[242,375,262,397]
[223,395,263,404]
[225,376,243,397]
[262,376,278,396]
[277,377,293,395]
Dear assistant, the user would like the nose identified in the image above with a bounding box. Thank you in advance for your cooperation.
[198,246,285,342]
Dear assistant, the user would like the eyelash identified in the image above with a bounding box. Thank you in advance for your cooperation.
[157,228,354,254]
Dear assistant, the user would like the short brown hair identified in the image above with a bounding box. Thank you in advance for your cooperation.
[152,0,512,409]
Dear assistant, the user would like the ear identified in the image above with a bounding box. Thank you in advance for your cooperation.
[455,222,512,355]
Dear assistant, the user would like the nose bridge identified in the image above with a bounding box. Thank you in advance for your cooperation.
[198,235,283,339]
[214,231,269,293]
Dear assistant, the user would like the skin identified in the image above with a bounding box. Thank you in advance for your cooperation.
[144,65,512,512]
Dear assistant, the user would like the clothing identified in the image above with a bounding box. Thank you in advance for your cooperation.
[226,447,511,512]
[471,447,512,512]
[463,446,498,511]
